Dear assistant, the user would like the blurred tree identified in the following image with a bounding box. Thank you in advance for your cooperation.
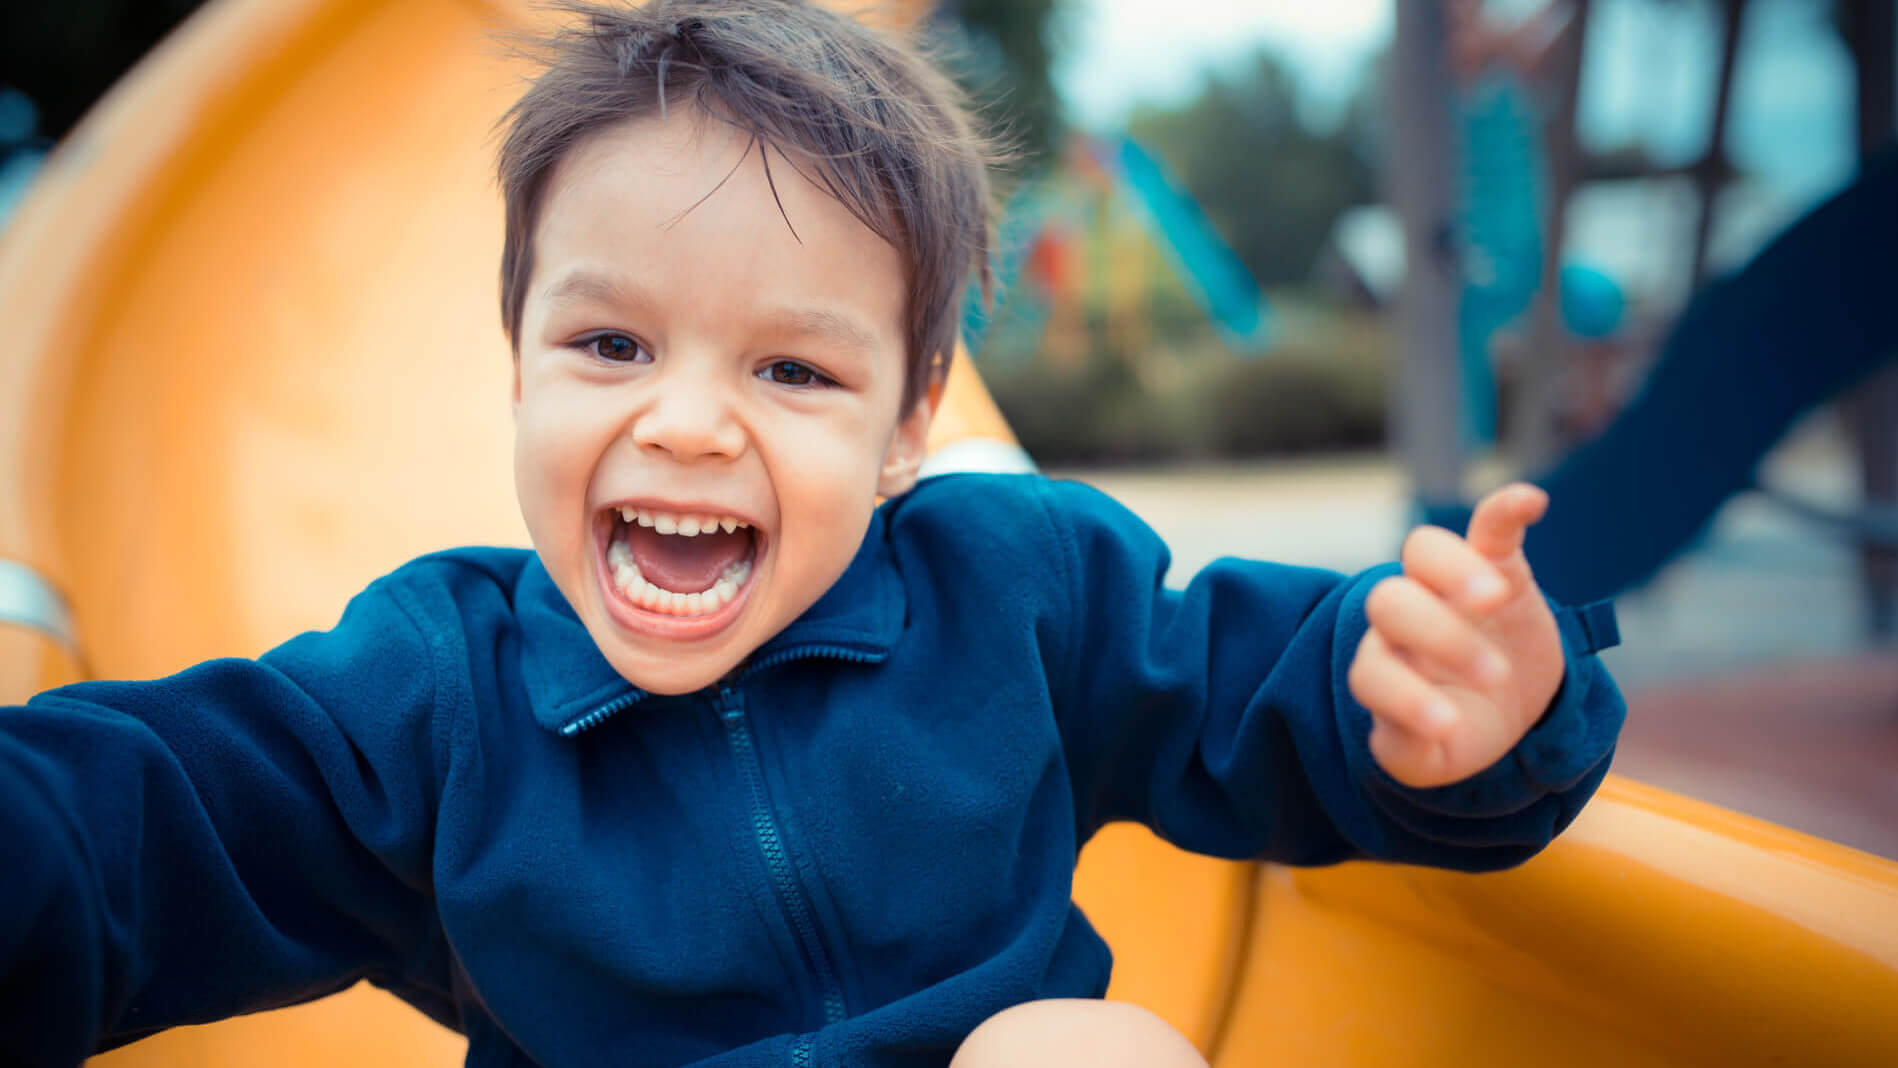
[1131,51,1377,286]
[1,0,205,141]
[930,0,1066,170]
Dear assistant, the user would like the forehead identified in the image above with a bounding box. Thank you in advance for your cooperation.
[529,111,906,344]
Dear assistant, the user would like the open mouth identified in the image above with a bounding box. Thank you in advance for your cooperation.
[597,504,761,621]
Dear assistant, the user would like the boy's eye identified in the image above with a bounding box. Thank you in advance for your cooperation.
[760,359,829,387]
[583,334,648,362]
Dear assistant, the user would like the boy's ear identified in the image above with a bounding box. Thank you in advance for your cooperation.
[876,388,940,498]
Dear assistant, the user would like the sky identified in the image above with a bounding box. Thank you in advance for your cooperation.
[1053,0,1391,131]
[1052,0,1870,200]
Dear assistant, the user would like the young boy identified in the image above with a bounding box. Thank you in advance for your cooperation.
[0,2,1626,1066]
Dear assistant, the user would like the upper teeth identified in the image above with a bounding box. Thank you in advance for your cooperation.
[617,507,748,537]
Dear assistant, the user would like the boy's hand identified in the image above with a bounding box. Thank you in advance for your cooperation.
[1347,483,1564,788]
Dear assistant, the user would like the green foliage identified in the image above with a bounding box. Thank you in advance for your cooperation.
[988,355,1167,466]
[986,302,1389,466]
[1129,51,1378,286]
[932,0,1066,170]
[1194,323,1387,456]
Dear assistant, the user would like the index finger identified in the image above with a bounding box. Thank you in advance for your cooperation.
[1465,482,1549,563]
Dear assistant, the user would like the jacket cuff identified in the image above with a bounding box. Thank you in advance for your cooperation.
[1340,587,1625,824]
[1513,600,1621,793]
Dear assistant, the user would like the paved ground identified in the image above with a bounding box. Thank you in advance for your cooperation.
[1053,414,1898,859]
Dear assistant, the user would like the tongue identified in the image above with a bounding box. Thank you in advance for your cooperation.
[624,525,752,593]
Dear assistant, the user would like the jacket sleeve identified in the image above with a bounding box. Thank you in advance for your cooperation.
[0,576,458,1067]
[1035,477,1626,871]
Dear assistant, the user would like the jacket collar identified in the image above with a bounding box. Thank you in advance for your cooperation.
[515,508,905,735]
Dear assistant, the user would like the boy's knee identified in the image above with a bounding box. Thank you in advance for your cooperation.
[951,999,1208,1068]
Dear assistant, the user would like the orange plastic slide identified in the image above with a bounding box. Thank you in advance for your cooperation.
[0,0,1892,1064]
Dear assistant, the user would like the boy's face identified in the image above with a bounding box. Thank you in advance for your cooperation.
[512,110,930,695]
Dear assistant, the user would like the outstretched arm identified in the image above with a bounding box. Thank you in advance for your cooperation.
[0,578,456,1066]
[1043,478,1624,871]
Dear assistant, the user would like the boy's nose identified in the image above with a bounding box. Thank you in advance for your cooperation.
[629,380,747,462]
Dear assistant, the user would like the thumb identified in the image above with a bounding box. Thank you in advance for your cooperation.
[1465,483,1547,588]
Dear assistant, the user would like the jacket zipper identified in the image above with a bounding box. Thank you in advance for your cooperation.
[714,680,850,1031]
[559,644,875,738]
[558,690,649,737]
[562,641,878,1056]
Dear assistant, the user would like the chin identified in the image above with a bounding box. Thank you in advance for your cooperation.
[590,619,749,696]
[621,667,722,696]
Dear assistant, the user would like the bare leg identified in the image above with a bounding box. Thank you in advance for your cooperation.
[951,999,1209,1068]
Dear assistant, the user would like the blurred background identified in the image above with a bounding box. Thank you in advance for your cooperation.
[2,0,1894,856]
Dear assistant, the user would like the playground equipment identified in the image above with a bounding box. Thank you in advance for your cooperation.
[1410,0,1898,636]
[1106,136,1271,353]
[967,134,1270,362]
[0,0,1894,1064]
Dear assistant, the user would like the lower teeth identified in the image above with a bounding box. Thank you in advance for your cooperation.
[607,540,750,617]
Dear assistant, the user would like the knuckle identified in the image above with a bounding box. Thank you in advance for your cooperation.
[1375,736,1429,788]
[1365,576,1407,618]
[1440,616,1480,649]
[1480,654,1512,687]
[1368,729,1401,772]
[1401,525,1450,571]
[1346,651,1374,694]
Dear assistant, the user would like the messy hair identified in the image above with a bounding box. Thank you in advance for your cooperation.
[497,0,1002,413]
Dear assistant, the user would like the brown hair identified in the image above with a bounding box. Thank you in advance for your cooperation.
[497,0,1001,413]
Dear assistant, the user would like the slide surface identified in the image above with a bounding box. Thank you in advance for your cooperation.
[0,1,1892,1065]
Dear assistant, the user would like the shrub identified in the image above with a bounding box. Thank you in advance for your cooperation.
[983,304,1389,464]
[1191,329,1386,456]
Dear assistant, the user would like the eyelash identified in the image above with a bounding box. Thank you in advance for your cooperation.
[758,359,836,389]
[569,334,835,389]
[574,333,650,364]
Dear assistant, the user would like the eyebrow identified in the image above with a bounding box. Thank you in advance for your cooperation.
[772,306,881,357]
[541,270,882,356]
[541,270,654,310]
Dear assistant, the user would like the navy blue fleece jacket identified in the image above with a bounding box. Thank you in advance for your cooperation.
[0,473,1625,1067]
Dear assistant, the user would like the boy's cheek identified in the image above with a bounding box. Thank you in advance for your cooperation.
[513,385,617,481]
[511,415,599,568]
